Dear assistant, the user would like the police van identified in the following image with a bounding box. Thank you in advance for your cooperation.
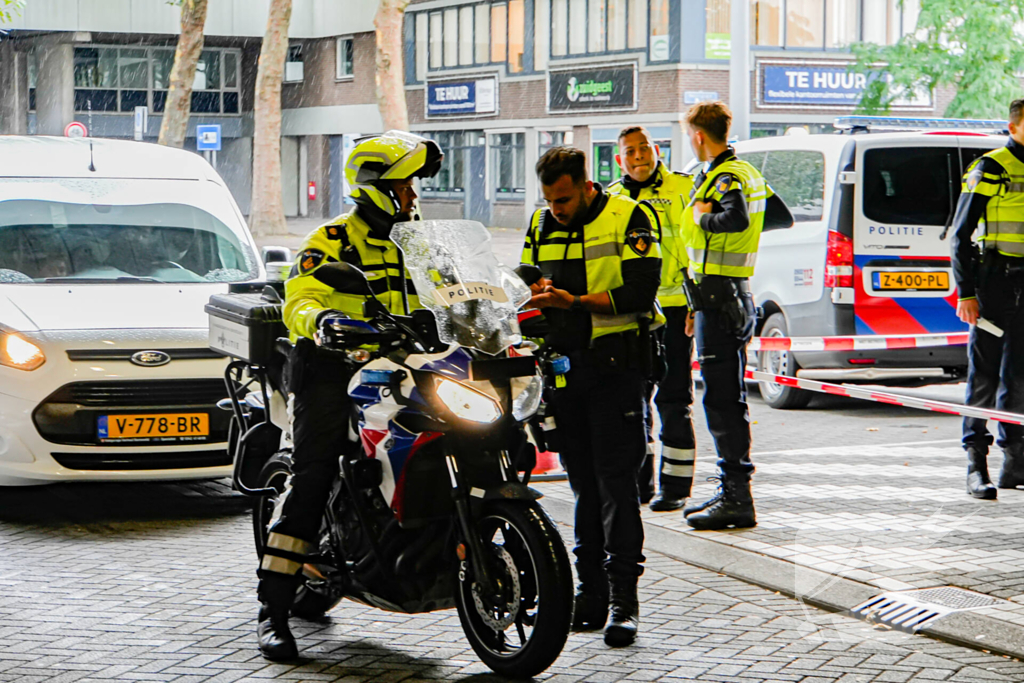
[732,116,1005,408]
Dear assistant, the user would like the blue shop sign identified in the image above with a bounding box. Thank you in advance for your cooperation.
[426,77,497,117]
[762,65,869,107]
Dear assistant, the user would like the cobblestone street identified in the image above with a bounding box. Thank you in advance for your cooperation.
[3,471,1024,682]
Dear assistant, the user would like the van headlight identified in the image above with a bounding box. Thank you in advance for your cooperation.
[0,331,45,371]
[436,378,502,423]
[511,373,543,421]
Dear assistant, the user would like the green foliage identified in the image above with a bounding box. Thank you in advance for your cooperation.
[850,0,1024,119]
[0,0,24,24]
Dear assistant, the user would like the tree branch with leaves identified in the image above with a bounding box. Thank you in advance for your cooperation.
[0,0,24,24]
[850,0,1024,119]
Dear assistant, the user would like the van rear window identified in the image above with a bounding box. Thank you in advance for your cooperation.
[863,147,960,226]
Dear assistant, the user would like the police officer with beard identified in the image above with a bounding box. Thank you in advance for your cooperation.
[256,131,442,661]
[521,147,661,647]
[608,125,698,512]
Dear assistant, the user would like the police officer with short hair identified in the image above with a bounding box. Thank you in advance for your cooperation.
[681,101,791,531]
[522,146,661,647]
[607,125,698,512]
[256,131,442,661]
[952,98,1024,500]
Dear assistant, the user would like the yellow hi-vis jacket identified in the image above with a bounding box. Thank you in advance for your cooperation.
[283,211,421,341]
[522,192,664,342]
[607,162,693,308]
[685,156,771,278]
[965,147,1024,258]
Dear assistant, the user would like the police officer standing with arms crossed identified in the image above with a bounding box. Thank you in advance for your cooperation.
[681,102,790,531]
[608,126,698,512]
[521,147,661,647]
[952,99,1024,500]
[256,131,443,660]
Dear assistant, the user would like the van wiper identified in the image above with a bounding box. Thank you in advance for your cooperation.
[42,276,164,283]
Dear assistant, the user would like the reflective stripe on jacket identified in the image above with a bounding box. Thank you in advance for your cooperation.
[685,157,770,278]
[283,211,421,341]
[607,163,692,308]
[971,147,1024,258]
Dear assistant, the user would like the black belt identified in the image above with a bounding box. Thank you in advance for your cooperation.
[694,274,751,294]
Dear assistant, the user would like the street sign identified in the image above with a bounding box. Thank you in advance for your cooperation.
[64,121,88,138]
[133,106,148,141]
[196,124,222,151]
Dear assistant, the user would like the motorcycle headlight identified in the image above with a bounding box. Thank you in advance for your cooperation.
[0,330,45,371]
[511,373,543,421]
[435,378,502,424]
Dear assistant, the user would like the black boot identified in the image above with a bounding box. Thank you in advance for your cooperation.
[257,572,299,661]
[686,474,756,530]
[604,575,639,647]
[998,444,1024,490]
[649,491,687,512]
[572,586,609,631]
[967,447,998,498]
[683,476,725,517]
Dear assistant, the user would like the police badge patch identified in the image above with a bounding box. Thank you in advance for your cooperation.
[966,167,983,192]
[298,249,326,274]
[714,173,734,195]
[626,227,653,256]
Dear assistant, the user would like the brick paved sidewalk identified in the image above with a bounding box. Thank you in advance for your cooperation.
[4,481,1024,682]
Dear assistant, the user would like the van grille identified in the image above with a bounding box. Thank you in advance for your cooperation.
[45,379,229,408]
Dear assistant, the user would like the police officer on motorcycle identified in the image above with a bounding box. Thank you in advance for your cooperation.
[522,146,661,648]
[256,131,443,660]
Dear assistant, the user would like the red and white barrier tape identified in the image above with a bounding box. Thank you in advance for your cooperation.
[748,332,969,353]
[744,367,1024,426]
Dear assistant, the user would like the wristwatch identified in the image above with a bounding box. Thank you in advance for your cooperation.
[570,295,584,312]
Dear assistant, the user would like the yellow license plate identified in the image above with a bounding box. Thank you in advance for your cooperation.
[99,413,210,441]
[874,271,949,291]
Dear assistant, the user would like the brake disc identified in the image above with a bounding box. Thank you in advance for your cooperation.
[471,546,522,632]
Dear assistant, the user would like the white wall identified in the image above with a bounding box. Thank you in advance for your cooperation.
[6,0,379,38]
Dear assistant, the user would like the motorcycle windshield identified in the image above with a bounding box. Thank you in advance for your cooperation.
[392,219,529,355]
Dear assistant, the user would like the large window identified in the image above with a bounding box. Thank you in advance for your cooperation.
[490,133,526,197]
[550,0,656,56]
[759,150,825,223]
[415,1,527,77]
[862,147,963,227]
[420,131,484,195]
[73,46,241,115]
[741,0,919,50]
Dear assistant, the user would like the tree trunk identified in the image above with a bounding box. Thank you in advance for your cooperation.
[374,0,410,132]
[157,0,208,148]
[249,0,293,237]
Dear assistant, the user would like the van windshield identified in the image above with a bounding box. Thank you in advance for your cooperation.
[0,178,258,284]
[862,147,963,227]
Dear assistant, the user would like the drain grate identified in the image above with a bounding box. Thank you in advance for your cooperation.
[852,586,1002,632]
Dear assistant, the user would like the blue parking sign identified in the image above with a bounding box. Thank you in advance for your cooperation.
[196,124,221,151]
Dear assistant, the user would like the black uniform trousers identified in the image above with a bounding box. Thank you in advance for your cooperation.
[549,333,647,587]
[694,291,757,479]
[260,340,353,587]
[963,263,1024,451]
[654,306,697,495]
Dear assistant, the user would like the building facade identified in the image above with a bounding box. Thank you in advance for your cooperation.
[0,0,944,227]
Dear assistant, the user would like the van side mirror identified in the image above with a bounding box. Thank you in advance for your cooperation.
[262,246,292,264]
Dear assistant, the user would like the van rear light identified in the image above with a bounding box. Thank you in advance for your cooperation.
[824,230,854,288]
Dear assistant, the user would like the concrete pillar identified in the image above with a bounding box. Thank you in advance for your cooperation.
[0,43,28,135]
[299,136,309,218]
[524,127,539,227]
[672,120,693,171]
[36,42,74,136]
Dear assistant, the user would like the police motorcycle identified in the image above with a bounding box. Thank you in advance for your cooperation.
[210,220,573,678]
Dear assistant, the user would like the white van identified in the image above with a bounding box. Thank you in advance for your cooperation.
[732,117,1005,408]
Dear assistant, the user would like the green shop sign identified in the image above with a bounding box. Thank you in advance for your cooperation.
[548,64,637,112]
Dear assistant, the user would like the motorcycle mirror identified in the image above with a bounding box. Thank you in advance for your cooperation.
[313,261,372,295]
[514,264,543,287]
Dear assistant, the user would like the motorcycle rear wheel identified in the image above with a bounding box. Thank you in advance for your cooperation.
[455,500,573,678]
[253,451,342,620]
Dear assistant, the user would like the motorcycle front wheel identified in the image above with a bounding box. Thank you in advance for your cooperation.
[253,451,342,620]
[455,500,573,678]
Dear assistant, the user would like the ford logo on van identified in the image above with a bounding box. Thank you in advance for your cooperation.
[130,350,171,367]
